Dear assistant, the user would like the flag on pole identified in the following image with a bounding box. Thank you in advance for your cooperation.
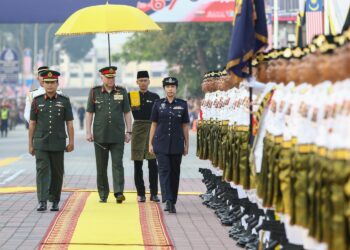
[266,12,273,50]
[305,0,324,44]
[226,0,268,77]
[295,1,306,48]
[342,7,350,31]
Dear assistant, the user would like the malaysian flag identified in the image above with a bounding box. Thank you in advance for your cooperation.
[305,0,324,44]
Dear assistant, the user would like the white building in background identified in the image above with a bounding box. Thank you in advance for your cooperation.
[54,34,168,92]
[122,60,168,91]
[57,49,110,89]
[56,48,168,92]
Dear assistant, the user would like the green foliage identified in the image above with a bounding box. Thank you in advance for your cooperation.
[61,36,94,62]
[115,23,232,97]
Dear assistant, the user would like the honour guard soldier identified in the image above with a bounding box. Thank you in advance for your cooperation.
[128,70,160,203]
[28,70,74,212]
[149,77,190,213]
[86,66,132,204]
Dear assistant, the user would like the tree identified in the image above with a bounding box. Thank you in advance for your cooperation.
[116,22,232,97]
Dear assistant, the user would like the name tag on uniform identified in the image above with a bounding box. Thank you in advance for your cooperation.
[38,104,45,108]
[114,94,123,101]
[56,104,64,108]
[173,106,184,110]
[146,100,153,103]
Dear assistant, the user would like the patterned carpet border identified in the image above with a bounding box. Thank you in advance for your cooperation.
[39,192,90,250]
[0,187,201,196]
[139,202,174,250]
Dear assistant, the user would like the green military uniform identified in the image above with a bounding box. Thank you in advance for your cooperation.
[30,84,73,204]
[87,67,131,202]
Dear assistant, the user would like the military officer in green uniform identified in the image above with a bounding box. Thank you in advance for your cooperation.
[86,66,132,204]
[28,70,74,212]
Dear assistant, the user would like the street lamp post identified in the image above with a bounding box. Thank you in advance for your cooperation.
[50,36,71,67]
[273,0,278,49]
[273,0,279,48]
[44,24,56,65]
[33,23,39,70]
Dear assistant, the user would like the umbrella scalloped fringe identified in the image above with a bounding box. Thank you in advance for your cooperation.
[56,29,161,36]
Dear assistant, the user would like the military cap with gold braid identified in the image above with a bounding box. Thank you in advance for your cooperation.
[251,58,258,67]
[319,40,337,54]
[308,43,318,53]
[334,32,349,46]
[312,34,326,48]
[218,69,228,76]
[344,26,350,41]
[40,70,60,82]
[268,49,280,60]
[203,72,209,80]
[283,47,293,59]
[204,71,212,79]
[292,47,304,58]
[99,66,117,78]
[37,66,49,75]
[212,70,220,78]
[256,52,266,62]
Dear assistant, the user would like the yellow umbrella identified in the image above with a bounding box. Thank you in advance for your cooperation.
[55,3,161,65]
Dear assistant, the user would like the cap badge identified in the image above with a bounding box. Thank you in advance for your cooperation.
[48,72,53,77]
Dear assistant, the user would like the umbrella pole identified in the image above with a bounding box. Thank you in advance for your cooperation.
[107,33,111,66]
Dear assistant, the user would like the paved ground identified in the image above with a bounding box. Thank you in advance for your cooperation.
[0,120,238,249]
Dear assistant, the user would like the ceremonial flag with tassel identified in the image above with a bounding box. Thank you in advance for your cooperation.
[296,8,306,47]
[226,0,268,77]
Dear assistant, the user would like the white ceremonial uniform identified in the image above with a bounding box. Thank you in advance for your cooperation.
[252,82,276,174]
[24,87,63,122]
[202,92,210,121]
[283,83,311,246]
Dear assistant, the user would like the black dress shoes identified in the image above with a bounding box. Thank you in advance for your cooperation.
[169,203,176,214]
[37,201,47,212]
[51,201,59,211]
[116,193,126,204]
[150,195,160,202]
[138,195,146,202]
[164,200,171,211]
[99,198,107,203]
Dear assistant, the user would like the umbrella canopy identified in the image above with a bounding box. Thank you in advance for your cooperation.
[55,4,161,35]
[55,4,161,66]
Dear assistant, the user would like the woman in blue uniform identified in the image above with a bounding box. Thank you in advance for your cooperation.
[149,77,189,213]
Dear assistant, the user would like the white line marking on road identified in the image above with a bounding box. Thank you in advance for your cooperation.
[0,169,25,185]
[19,153,31,158]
